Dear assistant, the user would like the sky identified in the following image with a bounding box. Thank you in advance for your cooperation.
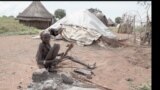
[0,1,151,23]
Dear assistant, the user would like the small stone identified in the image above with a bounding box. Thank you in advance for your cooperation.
[32,68,49,82]
[17,85,22,89]
[145,66,150,69]
[19,82,22,84]
[27,82,34,88]
[126,78,133,82]
[42,80,57,90]
[30,67,33,69]
[61,74,74,84]
[12,72,16,75]
[44,80,54,85]
[42,84,53,90]
[86,75,92,79]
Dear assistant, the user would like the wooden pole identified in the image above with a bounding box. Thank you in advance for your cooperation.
[133,16,136,44]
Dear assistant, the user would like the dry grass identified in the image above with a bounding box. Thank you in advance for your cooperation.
[0,17,40,36]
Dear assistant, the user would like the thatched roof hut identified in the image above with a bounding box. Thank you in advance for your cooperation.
[117,23,133,34]
[17,1,54,29]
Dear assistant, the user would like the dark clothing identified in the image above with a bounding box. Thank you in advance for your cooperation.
[36,42,60,69]
[36,42,51,65]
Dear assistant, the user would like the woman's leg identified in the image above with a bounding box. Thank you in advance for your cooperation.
[44,44,60,69]
[45,43,60,60]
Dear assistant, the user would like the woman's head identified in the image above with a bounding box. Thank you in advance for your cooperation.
[40,31,51,43]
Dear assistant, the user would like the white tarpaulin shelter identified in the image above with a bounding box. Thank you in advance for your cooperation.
[46,10,117,46]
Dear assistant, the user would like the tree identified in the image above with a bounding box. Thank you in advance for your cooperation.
[54,9,66,20]
[137,1,151,46]
[88,8,102,13]
[115,17,122,24]
[137,1,151,22]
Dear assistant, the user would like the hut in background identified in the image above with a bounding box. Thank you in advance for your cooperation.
[17,1,54,29]
[107,18,116,27]
[117,22,133,34]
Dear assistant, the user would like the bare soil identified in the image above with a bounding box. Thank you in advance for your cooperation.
[0,34,151,90]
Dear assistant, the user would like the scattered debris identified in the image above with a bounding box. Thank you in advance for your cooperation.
[17,85,22,90]
[71,72,112,90]
[74,68,94,79]
[126,78,134,82]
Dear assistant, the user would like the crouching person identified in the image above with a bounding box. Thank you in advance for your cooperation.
[36,31,64,71]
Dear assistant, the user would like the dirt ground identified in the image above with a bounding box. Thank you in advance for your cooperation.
[0,34,151,90]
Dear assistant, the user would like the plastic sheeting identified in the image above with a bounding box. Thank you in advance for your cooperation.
[46,10,116,39]
[61,25,101,46]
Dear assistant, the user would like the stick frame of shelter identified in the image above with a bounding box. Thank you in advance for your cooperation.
[71,72,112,90]
[53,43,96,69]
[67,57,96,69]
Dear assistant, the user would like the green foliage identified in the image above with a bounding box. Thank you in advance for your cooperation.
[115,17,122,24]
[129,81,151,90]
[138,82,151,90]
[0,17,40,36]
[54,9,66,20]
[88,8,102,13]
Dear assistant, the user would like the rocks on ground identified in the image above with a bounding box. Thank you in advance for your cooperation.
[27,68,100,90]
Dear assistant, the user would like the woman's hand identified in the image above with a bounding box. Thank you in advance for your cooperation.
[57,52,64,56]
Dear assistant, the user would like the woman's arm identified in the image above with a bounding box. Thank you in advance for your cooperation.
[57,52,64,56]
[36,43,45,65]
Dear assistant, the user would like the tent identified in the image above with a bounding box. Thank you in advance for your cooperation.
[87,9,108,27]
[17,1,54,29]
[46,10,117,47]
